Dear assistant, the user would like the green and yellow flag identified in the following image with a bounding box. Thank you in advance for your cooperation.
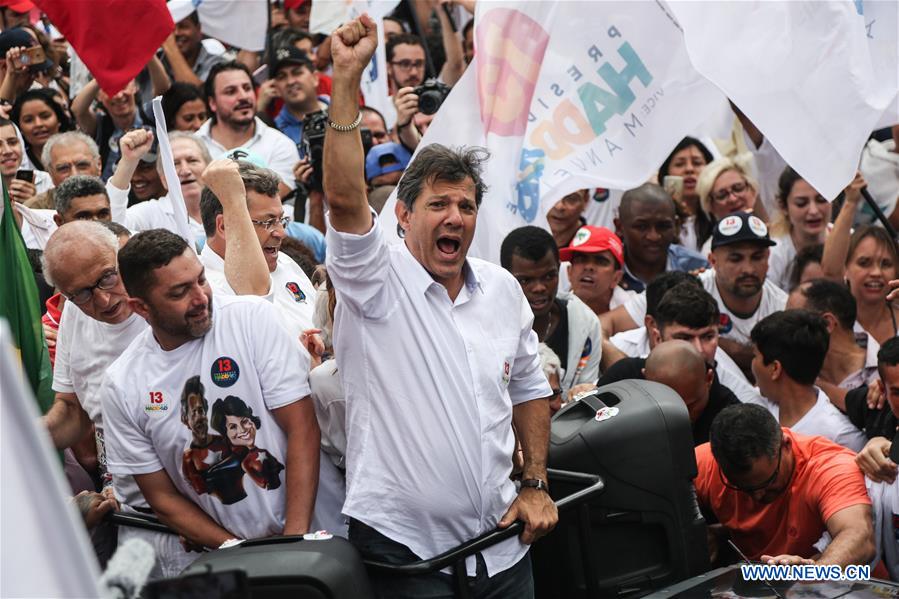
[0,182,54,413]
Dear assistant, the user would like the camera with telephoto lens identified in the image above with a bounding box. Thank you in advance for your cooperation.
[413,79,451,116]
[297,110,372,195]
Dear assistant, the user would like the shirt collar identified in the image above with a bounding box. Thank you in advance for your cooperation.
[396,242,483,298]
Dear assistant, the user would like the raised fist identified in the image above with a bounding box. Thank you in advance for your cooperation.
[330,14,378,81]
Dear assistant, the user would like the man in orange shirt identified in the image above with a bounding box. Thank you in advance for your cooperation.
[695,404,874,566]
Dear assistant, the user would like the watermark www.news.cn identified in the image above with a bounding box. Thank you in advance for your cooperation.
[741,564,871,582]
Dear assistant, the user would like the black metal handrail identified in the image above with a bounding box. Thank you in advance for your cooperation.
[361,468,604,576]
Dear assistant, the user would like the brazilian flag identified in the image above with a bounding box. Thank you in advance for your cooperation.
[0,182,54,413]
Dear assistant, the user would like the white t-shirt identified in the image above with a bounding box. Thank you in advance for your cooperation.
[52,302,147,425]
[766,234,796,292]
[760,388,866,452]
[52,302,150,506]
[199,245,317,340]
[101,295,312,540]
[867,477,899,581]
[699,269,788,345]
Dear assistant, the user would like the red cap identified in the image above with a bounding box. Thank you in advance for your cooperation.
[284,0,307,10]
[0,0,34,12]
[559,226,624,266]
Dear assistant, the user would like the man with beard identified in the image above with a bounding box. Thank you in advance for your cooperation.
[199,159,317,338]
[180,376,229,498]
[101,228,321,547]
[197,62,299,197]
[695,404,873,567]
[700,212,787,377]
[500,225,603,396]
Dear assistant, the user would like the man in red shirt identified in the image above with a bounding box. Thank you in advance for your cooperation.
[695,403,874,566]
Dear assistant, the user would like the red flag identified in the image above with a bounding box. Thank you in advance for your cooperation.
[34,0,174,96]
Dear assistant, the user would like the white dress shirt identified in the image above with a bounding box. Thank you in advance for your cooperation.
[326,213,552,576]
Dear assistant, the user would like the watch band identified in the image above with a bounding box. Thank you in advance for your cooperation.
[520,478,549,492]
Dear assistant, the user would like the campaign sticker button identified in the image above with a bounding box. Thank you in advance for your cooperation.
[211,356,240,387]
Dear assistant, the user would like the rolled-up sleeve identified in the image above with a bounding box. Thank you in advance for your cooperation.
[325,210,393,319]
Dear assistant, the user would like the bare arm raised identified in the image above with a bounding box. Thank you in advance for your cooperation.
[323,15,378,235]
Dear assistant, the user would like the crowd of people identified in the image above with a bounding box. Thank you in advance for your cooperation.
[2,0,899,596]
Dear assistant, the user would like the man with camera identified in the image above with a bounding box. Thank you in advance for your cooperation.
[269,46,327,147]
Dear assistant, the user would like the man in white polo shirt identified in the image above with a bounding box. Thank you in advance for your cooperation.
[197,61,300,197]
[198,159,316,338]
[322,16,556,598]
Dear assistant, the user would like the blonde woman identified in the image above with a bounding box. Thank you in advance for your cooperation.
[695,154,768,254]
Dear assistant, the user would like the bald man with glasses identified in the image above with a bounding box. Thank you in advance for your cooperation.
[694,404,874,568]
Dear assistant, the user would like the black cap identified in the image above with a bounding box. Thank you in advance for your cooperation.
[0,28,53,72]
[711,212,777,250]
[269,46,314,76]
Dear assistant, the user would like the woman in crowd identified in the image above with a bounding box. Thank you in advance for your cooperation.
[657,136,713,252]
[10,88,71,171]
[0,116,51,203]
[695,154,767,254]
[823,172,899,345]
[160,82,207,132]
[766,167,832,290]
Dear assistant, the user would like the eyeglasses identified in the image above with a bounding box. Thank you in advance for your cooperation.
[718,442,782,494]
[251,216,290,232]
[53,160,95,176]
[62,269,119,305]
[711,181,750,203]
[391,59,425,71]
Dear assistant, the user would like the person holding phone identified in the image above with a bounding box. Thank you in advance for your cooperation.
[657,137,714,253]
[0,116,51,202]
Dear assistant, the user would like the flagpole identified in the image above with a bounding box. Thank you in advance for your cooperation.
[861,187,899,241]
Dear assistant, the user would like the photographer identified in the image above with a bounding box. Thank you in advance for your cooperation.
[267,46,327,146]
[394,79,450,151]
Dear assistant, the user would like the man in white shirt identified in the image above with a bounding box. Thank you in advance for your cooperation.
[703,211,788,377]
[107,129,209,248]
[322,16,556,597]
[751,310,866,452]
[40,220,194,578]
[196,61,300,197]
[101,228,321,548]
[198,160,316,338]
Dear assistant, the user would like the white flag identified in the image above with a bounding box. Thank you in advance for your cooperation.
[669,0,899,199]
[168,0,268,52]
[311,0,400,128]
[380,1,725,263]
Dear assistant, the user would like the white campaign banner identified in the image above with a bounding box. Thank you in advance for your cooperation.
[669,0,899,199]
[379,1,726,263]
[311,0,400,128]
[168,0,269,52]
